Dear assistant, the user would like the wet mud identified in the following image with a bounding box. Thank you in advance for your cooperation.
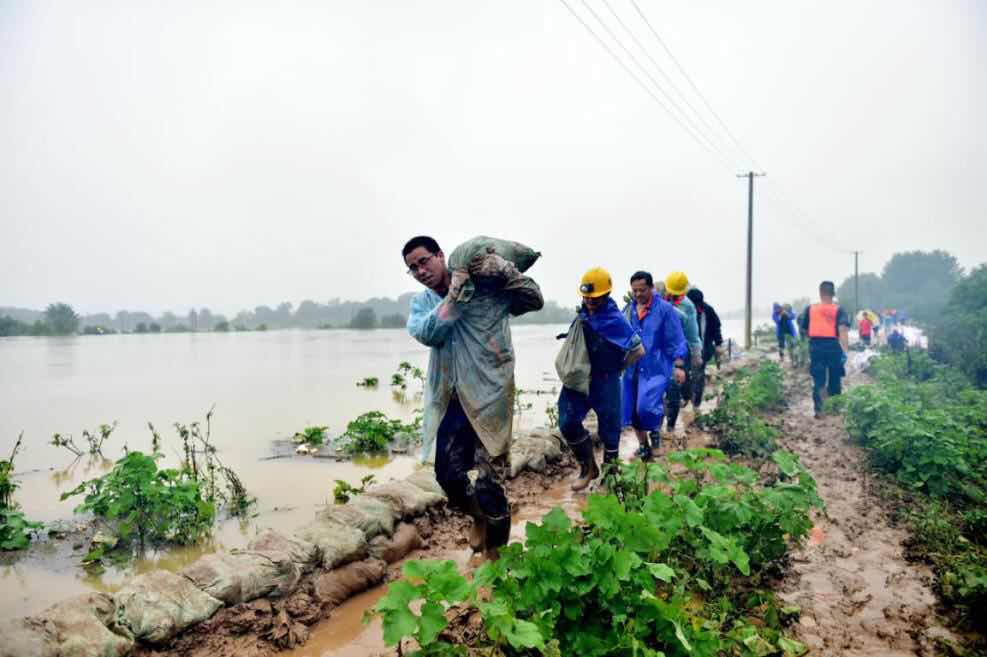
[775,365,960,657]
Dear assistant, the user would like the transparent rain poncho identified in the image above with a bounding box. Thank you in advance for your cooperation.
[407,277,543,463]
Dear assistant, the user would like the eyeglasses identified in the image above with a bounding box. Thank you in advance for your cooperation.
[406,253,437,276]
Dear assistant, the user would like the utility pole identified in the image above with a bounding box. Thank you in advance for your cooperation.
[737,171,766,350]
[852,250,862,325]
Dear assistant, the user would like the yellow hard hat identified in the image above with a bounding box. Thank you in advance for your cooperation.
[665,271,689,296]
[579,267,612,298]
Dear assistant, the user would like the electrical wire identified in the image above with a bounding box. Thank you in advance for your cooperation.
[598,0,741,168]
[556,0,735,172]
[629,0,763,171]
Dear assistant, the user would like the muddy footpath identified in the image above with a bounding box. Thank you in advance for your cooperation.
[775,367,961,657]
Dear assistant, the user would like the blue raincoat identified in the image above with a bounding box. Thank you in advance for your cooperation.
[621,292,688,430]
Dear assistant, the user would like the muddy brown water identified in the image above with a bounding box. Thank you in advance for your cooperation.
[0,320,755,622]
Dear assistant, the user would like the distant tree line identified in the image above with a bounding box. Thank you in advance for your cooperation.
[0,294,576,337]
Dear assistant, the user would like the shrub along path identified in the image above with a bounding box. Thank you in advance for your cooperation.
[775,364,959,657]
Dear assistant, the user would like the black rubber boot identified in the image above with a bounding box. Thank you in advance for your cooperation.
[570,435,600,491]
[649,430,662,455]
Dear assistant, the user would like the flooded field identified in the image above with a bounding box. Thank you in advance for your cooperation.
[0,319,754,621]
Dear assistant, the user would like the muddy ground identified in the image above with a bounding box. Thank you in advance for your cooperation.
[775,365,962,657]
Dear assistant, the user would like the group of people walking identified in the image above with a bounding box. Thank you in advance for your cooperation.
[401,235,873,560]
[400,235,723,560]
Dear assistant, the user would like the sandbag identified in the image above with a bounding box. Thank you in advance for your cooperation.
[555,319,591,395]
[293,520,368,570]
[39,592,133,657]
[446,236,541,302]
[247,529,321,573]
[0,617,57,657]
[112,570,223,643]
[180,550,300,605]
[509,439,544,478]
[404,468,446,499]
[368,523,423,563]
[312,559,387,608]
[366,480,444,517]
[320,495,396,538]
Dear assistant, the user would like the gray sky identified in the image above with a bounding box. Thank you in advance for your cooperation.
[2,0,985,316]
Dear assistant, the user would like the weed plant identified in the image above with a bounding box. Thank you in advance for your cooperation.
[333,474,376,504]
[336,411,418,455]
[696,362,784,458]
[50,421,117,458]
[372,448,821,657]
[841,351,987,626]
[294,425,329,448]
[0,433,41,550]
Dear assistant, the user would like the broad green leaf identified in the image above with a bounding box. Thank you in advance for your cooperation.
[646,563,675,582]
[417,600,448,646]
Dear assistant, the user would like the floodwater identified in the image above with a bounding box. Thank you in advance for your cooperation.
[0,318,756,621]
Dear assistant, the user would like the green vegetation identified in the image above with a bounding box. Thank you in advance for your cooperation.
[696,362,784,458]
[513,388,533,415]
[841,351,987,626]
[293,425,329,448]
[372,448,822,656]
[50,421,117,457]
[61,412,254,562]
[335,411,416,455]
[356,377,379,388]
[932,263,987,387]
[350,307,378,330]
[0,433,41,551]
[332,474,376,505]
[62,451,216,559]
[391,361,425,393]
[836,249,962,323]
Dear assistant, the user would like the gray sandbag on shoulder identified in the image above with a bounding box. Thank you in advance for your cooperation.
[446,236,541,302]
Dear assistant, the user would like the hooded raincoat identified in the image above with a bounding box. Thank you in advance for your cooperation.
[408,277,543,463]
[621,292,688,430]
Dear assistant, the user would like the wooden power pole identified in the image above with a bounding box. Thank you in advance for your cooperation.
[737,171,766,350]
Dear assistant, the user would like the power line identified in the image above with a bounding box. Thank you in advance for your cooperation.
[628,0,762,171]
[599,0,742,168]
[588,0,741,168]
[556,0,735,172]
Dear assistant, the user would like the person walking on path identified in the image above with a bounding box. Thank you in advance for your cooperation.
[772,303,799,362]
[558,267,643,490]
[686,287,724,409]
[799,281,850,418]
[403,235,544,559]
[858,314,873,346]
[622,271,687,460]
[662,271,702,435]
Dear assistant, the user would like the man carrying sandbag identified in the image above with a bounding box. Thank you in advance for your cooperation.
[557,267,643,490]
[402,235,543,560]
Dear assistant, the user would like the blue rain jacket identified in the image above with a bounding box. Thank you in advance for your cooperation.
[621,292,688,428]
[578,297,641,375]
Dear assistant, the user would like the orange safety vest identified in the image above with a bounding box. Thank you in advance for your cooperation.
[808,303,839,338]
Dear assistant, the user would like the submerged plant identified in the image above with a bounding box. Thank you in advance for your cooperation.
[357,377,380,388]
[294,425,329,448]
[0,433,40,551]
[335,411,417,456]
[333,474,376,505]
[50,421,118,458]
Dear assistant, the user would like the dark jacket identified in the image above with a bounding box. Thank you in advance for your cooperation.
[686,289,723,362]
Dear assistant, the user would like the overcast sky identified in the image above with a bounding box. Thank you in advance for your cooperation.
[2,0,984,316]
